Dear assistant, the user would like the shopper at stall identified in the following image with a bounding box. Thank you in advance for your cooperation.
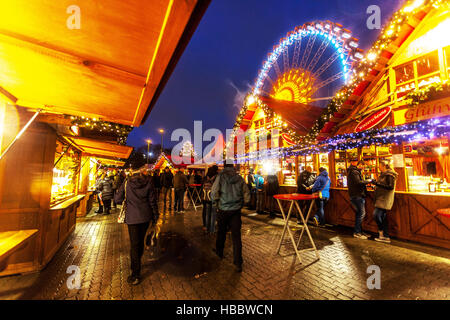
[311,167,331,226]
[202,165,219,233]
[111,171,120,209]
[94,172,105,214]
[372,160,398,244]
[174,169,189,213]
[114,163,159,286]
[160,167,174,211]
[194,170,203,205]
[152,170,161,202]
[347,159,371,239]
[296,166,316,222]
[265,170,279,218]
[211,162,250,273]
[96,173,114,215]
[254,169,265,214]
[246,168,256,210]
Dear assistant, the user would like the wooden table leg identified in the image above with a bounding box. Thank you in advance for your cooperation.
[276,199,292,254]
[295,199,320,259]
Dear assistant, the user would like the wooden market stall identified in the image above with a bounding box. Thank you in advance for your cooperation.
[0,0,210,276]
[313,1,450,249]
[231,0,449,249]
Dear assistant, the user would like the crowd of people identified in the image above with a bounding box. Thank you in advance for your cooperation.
[92,157,398,285]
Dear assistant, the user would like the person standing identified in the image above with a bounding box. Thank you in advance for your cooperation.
[265,171,279,218]
[114,164,159,285]
[152,170,161,203]
[173,169,189,213]
[347,159,371,239]
[96,174,114,215]
[246,168,256,210]
[254,169,265,214]
[202,165,219,234]
[372,160,398,244]
[211,162,250,272]
[311,167,331,226]
[160,167,174,211]
[296,166,316,222]
[111,171,119,209]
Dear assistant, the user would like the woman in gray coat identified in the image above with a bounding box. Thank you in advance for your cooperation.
[371,160,398,244]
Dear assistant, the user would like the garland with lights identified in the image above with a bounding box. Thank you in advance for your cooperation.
[235,116,450,162]
[68,116,133,145]
[303,0,445,144]
[405,80,450,106]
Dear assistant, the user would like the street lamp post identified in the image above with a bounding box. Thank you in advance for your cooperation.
[146,139,152,166]
[159,129,164,153]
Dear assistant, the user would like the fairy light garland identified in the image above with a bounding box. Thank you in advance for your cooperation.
[68,115,133,145]
[236,116,449,162]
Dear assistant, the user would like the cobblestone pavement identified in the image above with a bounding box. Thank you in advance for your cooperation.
[0,203,449,300]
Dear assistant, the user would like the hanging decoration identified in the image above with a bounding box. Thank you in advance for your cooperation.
[405,80,450,106]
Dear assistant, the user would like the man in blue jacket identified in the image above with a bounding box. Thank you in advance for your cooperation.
[211,162,250,272]
[311,167,331,226]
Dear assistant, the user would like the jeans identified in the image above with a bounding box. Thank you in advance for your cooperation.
[256,190,264,212]
[216,209,243,266]
[174,188,186,211]
[247,187,256,209]
[103,199,112,214]
[203,201,217,232]
[314,198,329,224]
[162,187,173,208]
[267,195,277,216]
[350,197,366,234]
[127,222,150,277]
[373,207,389,237]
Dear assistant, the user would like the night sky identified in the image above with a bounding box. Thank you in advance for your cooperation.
[127,0,402,150]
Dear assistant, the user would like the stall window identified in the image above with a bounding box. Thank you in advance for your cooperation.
[281,156,296,186]
[445,45,450,78]
[404,138,450,193]
[394,50,441,99]
[334,151,347,188]
[51,140,81,206]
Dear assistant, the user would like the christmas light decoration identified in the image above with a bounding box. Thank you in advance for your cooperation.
[68,115,133,145]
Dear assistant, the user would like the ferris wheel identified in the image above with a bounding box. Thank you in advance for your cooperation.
[254,21,363,105]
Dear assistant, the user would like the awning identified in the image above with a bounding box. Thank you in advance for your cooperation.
[95,157,126,167]
[64,136,133,159]
[0,0,210,126]
[259,95,324,135]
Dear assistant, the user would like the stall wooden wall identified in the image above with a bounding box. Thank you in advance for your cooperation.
[0,110,56,275]
[262,185,450,249]
[325,189,450,249]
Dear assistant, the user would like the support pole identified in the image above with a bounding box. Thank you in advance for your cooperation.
[0,110,41,161]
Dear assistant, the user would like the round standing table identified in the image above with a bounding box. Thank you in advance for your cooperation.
[274,193,320,264]
[186,184,202,211]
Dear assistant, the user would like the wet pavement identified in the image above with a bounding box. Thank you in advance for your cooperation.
[0,203,449,300]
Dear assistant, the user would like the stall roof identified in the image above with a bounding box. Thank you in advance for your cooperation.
[96,158,126,167]
[64,136,133,159]
[316,3,432,140]
[0,0,210,126]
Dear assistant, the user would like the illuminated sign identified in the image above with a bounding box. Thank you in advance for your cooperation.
[354,106,391,132]
[394,97,450,125]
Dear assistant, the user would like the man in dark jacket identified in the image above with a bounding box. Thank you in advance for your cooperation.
[297,166,315,194]
[152,170,161,203]
[296,166,315,223]
[173,169,189,212]
[246,168,256,210]
[114,165,159,285]
[347,159,371,239]
[266,172,279,218]
[97,175,114,215]
[211,162,250,273]
[160,167,174,210]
